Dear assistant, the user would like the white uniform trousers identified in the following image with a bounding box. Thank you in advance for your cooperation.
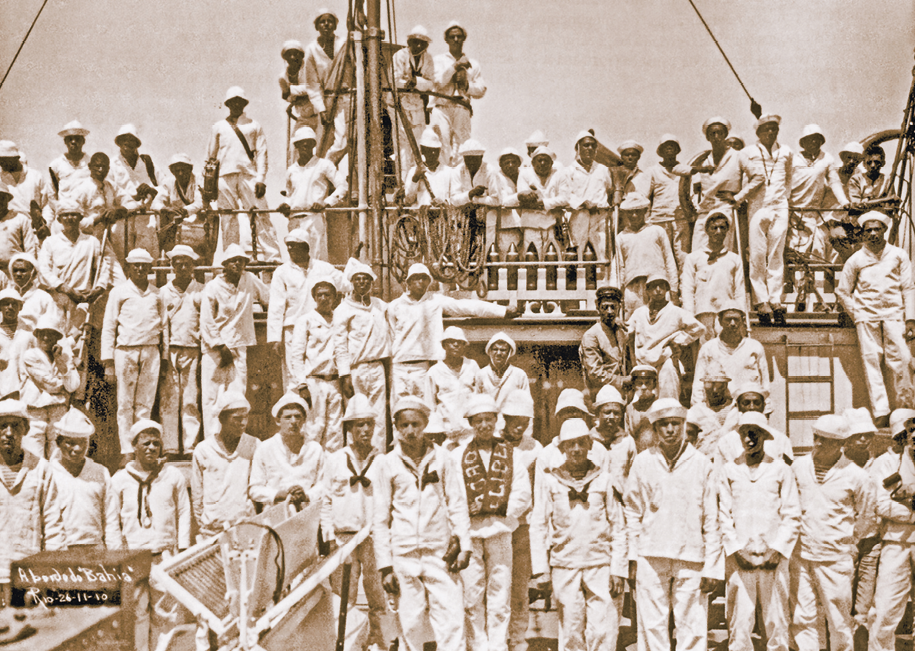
[305,376,344,451]
[114,345,160,454]
[553,564,621,651]
[430,104,472,167]
[509,523,532,651]
[200,345,247,439]
[789,555,854,651]
[24,404,67,459]
[391,361,431,405]
[280,324,296,392]
[121,212,160,263]
[351,360,388,453]
[159,346,201,453]
[391,550,466,651]
[331,533,387,650]
[748,207,788,307]
[635,557,707,651]
[521,227,560,264]
[869,542,915,651]
[853,540,880,629]
[856,320,913,418]
[725,556,790,651]
[655,218,690,272]
[214,172,280,264]
[288,212,329,262]
[569,209,608,261]
[642,357,681,402]
[464,532,513,651]
[692,209,736,255]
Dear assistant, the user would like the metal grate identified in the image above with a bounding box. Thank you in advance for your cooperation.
[168,543,230,619]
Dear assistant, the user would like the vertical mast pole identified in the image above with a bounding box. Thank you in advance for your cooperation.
[353,30,369,257]
[365,0,385,280]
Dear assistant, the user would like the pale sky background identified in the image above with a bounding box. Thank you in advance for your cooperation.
[1,0,913,206]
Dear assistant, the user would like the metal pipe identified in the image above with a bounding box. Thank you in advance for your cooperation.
[365,0,385,280]
[353,31,369,257]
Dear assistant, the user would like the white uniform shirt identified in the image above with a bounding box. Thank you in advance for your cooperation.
[518,167,569,231]
[615,224,679,290]
[591,430,638,494]
[151,174,204,218]
[110,152,157,202]
[489,169,522,229]
[873,448,915,544]
[392,48,435,113]
[624,444,722,578]
[646,163,690,222]
[161,279,203,348]
[191,434,258,536]
[718,454,801,559]
[112,463,191,553]
[101,280,165,360]
[404,163,453,207]
[19,345,79,409]
[48,154,90,200]
[836,243,915,324]
[1,166,54,224]
[266,259,343,343]
[285,157,348,211]
[68,176,137,233]
[51,457,121,549]
[694,148,742,214]
[449,161,497,207]
[427,358,480,434]
[530,465,627,577]
[387,291,506,363]
[207,116,268,182]
[288,309,339,383]
[333,296,391,373]
[432,52,486,104]
[373,444,472,568]
[320,446,379,539]
[0,212,39,268]
[790,150,848,209]
[200,272,269,350]
[691,336,770,408]
[793,454,876,562]
[567,159,613,211]
[0,453,65,582]
[248,435,325,506]
[476,364,530,412]
[734,142,794,213]
[681,248,747,316]
[627,302,705,367]
[303,37,344,114]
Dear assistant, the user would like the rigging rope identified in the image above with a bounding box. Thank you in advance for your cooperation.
[0,0,51,92]
[684,0,761,117]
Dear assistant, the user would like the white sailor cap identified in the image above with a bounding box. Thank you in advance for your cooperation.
[58,120,89,138]
[419,129,442,149]
[55,407,95,439]
[890,409,915,437]
[498,147,522,163]
[839,142,864,158]
[282,39,305,56]
[114,124,142,147]
[0,141,19,158]
[860,211,890,229]
[0,288,23,305]
[799,124,825,145]
[167,244,199,261]
[647,398,687,424]
[406,262,432,280]
[344,257,377,282]
[575,130,597,146]
[444,20,466,39]
[656,133,681,155]
[292,126,318,144]
[501,389,534,418]
[733,381,767,401]
[343,394,375,422]
[34,313,64,336]
[465,393,498,419]
[530,145,556,162]
[393,396,431,418]
[0,398,28,421]
[314,8,339,23]
[843,407,876,436]
[441,326,468,343]
[222,243,250,263]
[525,130,548,147]
[271,392,309,418]
[619,193,650,211]
[407,25,431,43]
[217,390,251,415]
[558,418,591,444]
[459,139,485,156]
[702,116,731,137]
[593,385,624,409]
[554,388,589,417]
[56,199,84,216]
[755,114,781,130]
[737,411,776,439]
[311,274,341,294]
[812,414,850,440]
[168,153,193,170]
[224,86,249,104]
[485,331,516,356]
[125,248,154,264]
[130,419,163,445]
[617,140,643,155]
